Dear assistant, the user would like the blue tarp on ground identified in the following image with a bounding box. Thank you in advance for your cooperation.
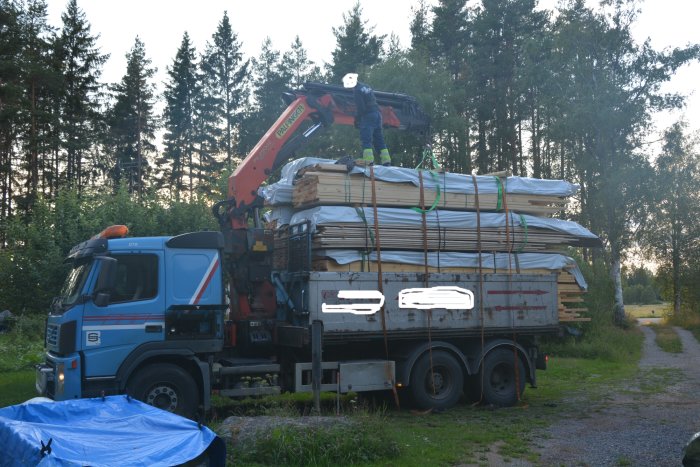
[0,395,225,467]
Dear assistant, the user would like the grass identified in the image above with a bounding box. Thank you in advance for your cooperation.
[212,324,645,466]
[0,369,35,408]
[0,311,649,466]
[625,303,668,319]
[668,309,700,343]
[650,324,683,353]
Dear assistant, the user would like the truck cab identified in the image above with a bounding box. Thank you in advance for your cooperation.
[36,227,224,418]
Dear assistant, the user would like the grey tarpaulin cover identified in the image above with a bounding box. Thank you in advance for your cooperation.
[260,157,580,206]
[289,205,601,246]
[321,250,588,290]
[0,395,225,467]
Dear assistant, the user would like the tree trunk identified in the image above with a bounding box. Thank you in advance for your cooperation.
[610,246,625,325]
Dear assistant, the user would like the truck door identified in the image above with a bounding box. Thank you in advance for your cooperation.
[82,252,165,378]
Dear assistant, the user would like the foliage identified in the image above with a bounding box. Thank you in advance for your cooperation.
[644,121,700,315]
[200,11,250,168]
[105,37,157,197]
[0,185,217,314]
[0,314,45,372]
[328,1,384,80]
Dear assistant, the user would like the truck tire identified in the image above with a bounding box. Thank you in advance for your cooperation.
[480,348,526,407]
[127,363,199,419]
[409,350,464,410]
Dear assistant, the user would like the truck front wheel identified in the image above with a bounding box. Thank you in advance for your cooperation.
[409,350,464,410]
[127,363,199,419]
[480,348,526,407]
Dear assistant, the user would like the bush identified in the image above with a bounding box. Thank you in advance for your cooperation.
[0,314,45,372]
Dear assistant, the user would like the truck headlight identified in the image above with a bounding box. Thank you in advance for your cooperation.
[56,363,65,395]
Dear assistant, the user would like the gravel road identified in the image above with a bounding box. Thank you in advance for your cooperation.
[534,325,700,466]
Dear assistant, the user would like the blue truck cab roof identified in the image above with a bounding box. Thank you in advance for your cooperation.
[67,231,224,260]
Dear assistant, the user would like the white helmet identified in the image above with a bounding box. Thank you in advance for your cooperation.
[342,73,358,88]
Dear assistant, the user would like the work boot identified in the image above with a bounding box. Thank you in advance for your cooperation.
[355,148,375,166]
[380,148,391,167]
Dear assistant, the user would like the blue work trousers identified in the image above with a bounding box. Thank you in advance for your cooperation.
[359,110,387,151]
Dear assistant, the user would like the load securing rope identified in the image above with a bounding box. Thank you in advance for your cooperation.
[369,165,400,408]
[470,174,486,405]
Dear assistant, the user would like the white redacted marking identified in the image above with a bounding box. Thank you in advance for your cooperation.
[399,286,474,310]
[322,287,475,315]
[321,290,385,315]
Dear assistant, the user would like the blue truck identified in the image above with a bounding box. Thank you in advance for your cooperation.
[36,83,560,418]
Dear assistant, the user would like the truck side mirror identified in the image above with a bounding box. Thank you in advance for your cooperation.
[93,257,117,307]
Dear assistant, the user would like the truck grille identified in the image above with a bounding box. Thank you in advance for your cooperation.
[46,324,59,349]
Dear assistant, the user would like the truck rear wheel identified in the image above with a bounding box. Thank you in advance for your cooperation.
[409,350,464,410]
[127,363,199,419]
[480,348,526,407]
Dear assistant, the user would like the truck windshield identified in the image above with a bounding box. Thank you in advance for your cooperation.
[56,260,93,310]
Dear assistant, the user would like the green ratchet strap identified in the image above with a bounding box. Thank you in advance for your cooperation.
[355,207,375,248]
[517,213,528,253]
[493,176,503,211]
[412,146,443,214]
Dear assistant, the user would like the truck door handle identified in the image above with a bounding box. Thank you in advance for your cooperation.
[145,325,162,333]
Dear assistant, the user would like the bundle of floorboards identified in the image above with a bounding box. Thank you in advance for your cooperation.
[292,163,569,216]
[268,159,594,322]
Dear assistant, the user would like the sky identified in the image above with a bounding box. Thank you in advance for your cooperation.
[45,0,700,148]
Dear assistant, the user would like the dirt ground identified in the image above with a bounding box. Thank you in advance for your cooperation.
[530,325,700,466]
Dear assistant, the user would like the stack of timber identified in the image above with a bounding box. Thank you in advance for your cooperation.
[292,163,569,216]
[268,158,595,323]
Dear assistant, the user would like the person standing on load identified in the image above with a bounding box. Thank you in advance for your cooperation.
[343,73,392,166]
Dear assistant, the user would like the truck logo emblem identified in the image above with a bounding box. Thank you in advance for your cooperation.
[86,331,101,346]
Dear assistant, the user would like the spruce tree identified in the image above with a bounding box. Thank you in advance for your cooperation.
[106,36,157,198]
[161,32,198,199]
[0,0,24,234]
[239,37,288,154]
[328,1,384,80]
[200,11,249,168]
[57,0,107,194]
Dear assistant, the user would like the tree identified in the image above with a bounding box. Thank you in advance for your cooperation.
[200,11,249,168]
[239,37,289,154]
[424,0,473,173]
[645,121,700,315]
[547,0,699,324]
[106,37,157,198]
[281,36,321,88]
[161,32,198,199]
[328,1,384,80]
[409,0,432,54]
[18,0,60,212]
[57,0,108,194]
[0,0,26,234]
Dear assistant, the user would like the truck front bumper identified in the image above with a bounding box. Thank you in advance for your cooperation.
[35,363,54,397]
[36,354,82,400]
